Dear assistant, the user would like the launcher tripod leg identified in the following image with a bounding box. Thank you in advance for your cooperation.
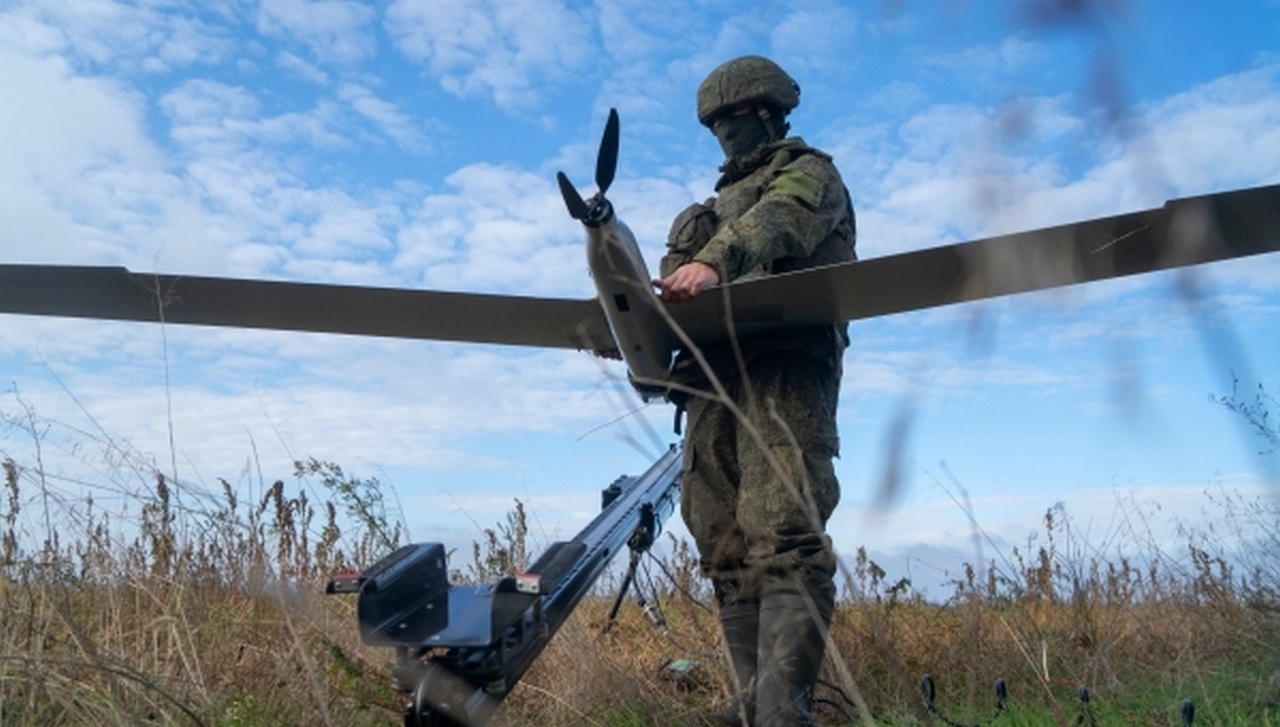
[603,548,643,631]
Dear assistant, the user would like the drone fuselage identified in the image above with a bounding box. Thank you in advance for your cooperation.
[579,198,672,400]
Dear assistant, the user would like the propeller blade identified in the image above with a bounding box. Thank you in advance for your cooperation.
[667,183,1280,341]
[557,171,590,220]
[0,266,614,351]
[595,108,619,195]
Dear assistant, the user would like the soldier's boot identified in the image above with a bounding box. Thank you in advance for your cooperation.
[755,577,835,727]
[710,598,760,726]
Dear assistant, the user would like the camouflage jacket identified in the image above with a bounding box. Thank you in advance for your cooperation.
[660,137,857,387]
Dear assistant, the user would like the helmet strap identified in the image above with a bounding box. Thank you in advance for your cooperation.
[757,105,790,141]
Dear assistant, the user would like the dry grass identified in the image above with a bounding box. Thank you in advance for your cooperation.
[2,400,1278,726]
[492,501,1280,726]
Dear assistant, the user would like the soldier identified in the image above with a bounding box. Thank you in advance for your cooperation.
[654,55,856,727]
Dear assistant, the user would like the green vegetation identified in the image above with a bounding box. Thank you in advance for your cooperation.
[2,396,1277,726]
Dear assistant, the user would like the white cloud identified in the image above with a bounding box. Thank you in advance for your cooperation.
[820,59,1280,270]
[256,0,376,65]
[1139,64,1280,192]
[0,47,211,266]
[275,50,330,85]
[153,79,424,281]
[0,5,68,56]
[592,0,674,60]
[1,316,626,478]
[337,82,433,154]
[0,0,236,71]
[0,49,154,178]
[385,0,596,110]
[770,3,862,70]
[161,79,354,154]
[395,163,586,295]
[913,30,1048,85]
[150,14,237,71]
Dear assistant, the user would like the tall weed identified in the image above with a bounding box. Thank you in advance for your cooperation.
[2,393,1277,725]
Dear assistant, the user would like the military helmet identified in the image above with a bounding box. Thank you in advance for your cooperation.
[696,55,800,127]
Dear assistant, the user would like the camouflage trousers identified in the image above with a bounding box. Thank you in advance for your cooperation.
[679,351,841,603]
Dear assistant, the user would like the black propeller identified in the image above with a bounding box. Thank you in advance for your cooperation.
[556,171,591,221]
[558,108,620,223]
[595,107,619,194]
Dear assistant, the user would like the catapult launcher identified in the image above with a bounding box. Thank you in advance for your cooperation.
[327,444,682,727]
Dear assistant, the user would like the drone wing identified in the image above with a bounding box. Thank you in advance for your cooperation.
[3,184,1278,356]
[666,183,1280,342]
[0,265,615,352]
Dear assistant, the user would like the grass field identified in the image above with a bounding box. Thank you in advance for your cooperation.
[2,403,1278,726]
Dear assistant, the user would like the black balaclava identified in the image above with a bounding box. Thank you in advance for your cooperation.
[713,109,772,159]
[713,105,789,161]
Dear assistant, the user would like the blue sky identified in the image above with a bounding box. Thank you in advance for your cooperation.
[2,0,1279,596]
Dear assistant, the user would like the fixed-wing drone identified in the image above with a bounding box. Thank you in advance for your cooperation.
[3,110,1279,727]
[4,109,1278,402]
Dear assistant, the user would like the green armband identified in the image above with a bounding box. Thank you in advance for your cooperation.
[771,169,822,208]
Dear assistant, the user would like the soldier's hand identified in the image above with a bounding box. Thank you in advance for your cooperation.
[654,262,719,304]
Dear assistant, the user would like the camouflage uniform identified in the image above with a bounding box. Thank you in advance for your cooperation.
[661,135,856,600]
[664,55,856,727]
